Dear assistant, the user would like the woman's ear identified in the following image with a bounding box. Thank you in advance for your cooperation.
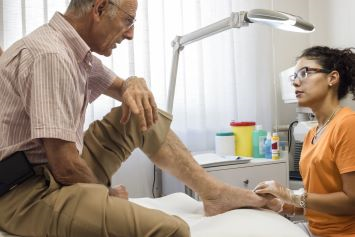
[328,70,340,87]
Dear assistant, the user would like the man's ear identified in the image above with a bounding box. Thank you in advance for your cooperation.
[92,0,109,20]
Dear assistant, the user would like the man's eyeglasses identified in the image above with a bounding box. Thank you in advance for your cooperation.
[109,1,136,29]
[289,66,331,84]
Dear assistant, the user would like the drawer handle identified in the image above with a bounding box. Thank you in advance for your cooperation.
[243,179,249,185]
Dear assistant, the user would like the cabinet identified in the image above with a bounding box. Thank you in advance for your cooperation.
[162,157,289,197]
[184,158,289,198]
[204,159,288,189]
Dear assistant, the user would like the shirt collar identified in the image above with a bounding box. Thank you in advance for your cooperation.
[48,12,92,65]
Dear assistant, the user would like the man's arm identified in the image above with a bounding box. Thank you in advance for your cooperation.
[104,76,158,131]
[104,76,124,101]
[43,138,98,185]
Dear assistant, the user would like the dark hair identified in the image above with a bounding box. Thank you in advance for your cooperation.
[297,46,355,100]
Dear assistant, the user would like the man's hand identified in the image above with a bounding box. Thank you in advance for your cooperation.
[109,185,129,200]
[120,76,158,131]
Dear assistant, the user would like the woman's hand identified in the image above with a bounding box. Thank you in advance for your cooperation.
[264,198,284,213]
[254,180,296,204]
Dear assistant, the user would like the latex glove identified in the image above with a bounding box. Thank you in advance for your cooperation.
[109,184,129,200]
[264,198,284,213]
[254,180,302,207]
[121,76,159,131]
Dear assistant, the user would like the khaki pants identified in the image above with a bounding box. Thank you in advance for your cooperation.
[0,107,190,237]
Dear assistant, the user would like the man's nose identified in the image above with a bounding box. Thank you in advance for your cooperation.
[124,27,134,40]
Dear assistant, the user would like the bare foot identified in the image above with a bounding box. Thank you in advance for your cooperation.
[201,184,267,216]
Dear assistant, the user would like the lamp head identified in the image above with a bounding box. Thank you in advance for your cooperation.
[245,9,314,33]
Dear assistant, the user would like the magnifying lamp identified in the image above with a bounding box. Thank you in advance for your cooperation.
[166,8,314,113]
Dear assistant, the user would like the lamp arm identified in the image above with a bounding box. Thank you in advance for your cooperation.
[167,36,182,113]
[166,11,249,113]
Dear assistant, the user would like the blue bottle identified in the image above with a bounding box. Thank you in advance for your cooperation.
[264,132,272,159]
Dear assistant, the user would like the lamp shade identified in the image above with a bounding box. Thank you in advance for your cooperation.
[246,9,314,33]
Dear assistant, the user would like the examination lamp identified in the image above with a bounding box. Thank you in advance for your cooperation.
[166,9,315,113]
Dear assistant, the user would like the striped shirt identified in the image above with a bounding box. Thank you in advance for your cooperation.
[0,12,115,164]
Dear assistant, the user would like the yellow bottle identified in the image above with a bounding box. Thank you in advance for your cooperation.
[271,132,280,160]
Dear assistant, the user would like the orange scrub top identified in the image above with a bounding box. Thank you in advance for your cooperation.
[300,107,355,237]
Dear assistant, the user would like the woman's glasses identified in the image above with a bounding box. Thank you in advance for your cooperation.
[289,66,331,84]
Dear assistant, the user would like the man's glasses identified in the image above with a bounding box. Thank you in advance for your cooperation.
[289,66,331,84]
[109,1,136,29]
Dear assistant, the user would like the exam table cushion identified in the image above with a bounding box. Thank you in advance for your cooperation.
[0,192,307,237]
[131,193,307,237]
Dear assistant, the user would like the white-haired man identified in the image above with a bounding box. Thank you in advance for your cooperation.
[0,0,267,236]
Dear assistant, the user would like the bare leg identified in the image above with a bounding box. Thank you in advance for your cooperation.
[150,130,267,216]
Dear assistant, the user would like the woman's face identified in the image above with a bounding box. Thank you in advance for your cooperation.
[292,57,331,108]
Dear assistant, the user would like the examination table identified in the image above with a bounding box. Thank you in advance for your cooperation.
[0,192,307,237]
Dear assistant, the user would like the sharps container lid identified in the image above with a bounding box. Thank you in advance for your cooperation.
[230,121,256,127]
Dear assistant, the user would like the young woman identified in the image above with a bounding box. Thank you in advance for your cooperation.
[254,46,355,237]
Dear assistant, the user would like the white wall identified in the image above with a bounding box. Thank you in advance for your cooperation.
[309,0,355,109]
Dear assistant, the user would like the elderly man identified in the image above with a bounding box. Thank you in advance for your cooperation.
[0,0,267,236]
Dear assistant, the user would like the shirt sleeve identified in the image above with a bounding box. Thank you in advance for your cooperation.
[28,53,78,142]
[333,114,355,174]
[87,55,115,103]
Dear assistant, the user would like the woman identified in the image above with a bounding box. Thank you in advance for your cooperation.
[255,46,355,237]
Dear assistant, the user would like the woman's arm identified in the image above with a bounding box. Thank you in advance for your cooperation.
[307,172,355,215]
[255,174,355,216]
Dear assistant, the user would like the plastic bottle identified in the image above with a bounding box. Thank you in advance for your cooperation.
[252,125,267,158]
[264,132,272,159]
[271,132,280,160]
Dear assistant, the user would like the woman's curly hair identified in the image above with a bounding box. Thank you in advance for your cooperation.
[297,46,355,100]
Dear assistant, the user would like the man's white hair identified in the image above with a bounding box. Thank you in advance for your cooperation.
[66,0,120,18]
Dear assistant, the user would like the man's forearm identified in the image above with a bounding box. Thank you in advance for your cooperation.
[43,138,99,185]
[104,77,124,101]
[48,156,99,185]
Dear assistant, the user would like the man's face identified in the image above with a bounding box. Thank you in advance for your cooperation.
[90,0,137,56]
